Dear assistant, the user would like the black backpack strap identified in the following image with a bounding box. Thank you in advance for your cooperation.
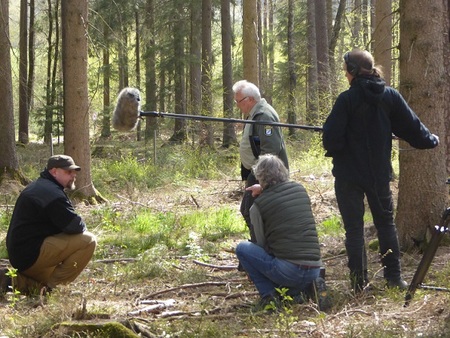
[249,113,262,159]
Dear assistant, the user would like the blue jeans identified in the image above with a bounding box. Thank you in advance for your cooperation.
[235,241,320,298]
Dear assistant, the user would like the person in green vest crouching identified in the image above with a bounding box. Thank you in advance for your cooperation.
[235,154,330,312]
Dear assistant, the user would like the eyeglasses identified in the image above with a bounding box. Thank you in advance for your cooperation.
[235,96,248,104]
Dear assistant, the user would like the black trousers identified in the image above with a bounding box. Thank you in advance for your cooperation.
[334,178,402,282]
[240,172,258,242]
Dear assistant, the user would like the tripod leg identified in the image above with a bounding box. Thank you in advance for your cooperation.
[405,208,450,306]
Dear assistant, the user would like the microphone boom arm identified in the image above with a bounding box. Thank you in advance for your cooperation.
[139,111,323,132]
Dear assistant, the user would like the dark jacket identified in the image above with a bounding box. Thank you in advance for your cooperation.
[252,181,322,265]
[322,76,438,185]
[6,170,86,271]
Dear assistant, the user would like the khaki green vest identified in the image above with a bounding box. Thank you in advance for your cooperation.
[254,181,321,264]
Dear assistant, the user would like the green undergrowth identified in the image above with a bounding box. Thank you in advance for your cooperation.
[90,205,246,259]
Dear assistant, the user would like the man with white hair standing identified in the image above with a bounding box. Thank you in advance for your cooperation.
[232,80,289,246]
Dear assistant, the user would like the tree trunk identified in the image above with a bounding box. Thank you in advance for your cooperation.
[242,0,258,85]
[267,0,274,105]
[189,0,202,124]
[315,0,331,116]
[19,0,29,144]
[100,22,111,139]
[260,0,268,101]
[169,0,187,143]
[221,0,237,147]
[27,0,35,135]
[135,9,142,141]
[144,0,158,142]
[328,0,346,95]
[0,0,24,185]
[256,0,263,91]
[353,0,362,45]
[118,31,129,90]
[306,0,319,125]
[396,0,448,250]
[362,0,370,47]
[201,0,214,147]
[446,0,450,176]
[287,0,297,136]
[373,0,392,85]
[61,0,104,204]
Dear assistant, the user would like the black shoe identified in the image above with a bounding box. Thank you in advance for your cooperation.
[0,267,12,295]
[350,271,369,294]
[292,292,308,304]
[252,295,280,313]
[310,277,332,311]
[386,278,408,290]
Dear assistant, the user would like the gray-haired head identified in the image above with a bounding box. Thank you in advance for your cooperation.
[252,154,289,189]
[232,80,261,102]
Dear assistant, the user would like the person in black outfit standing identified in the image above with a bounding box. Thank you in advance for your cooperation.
[322,49,439,293]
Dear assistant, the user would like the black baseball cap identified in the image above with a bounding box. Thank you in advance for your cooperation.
[47,155,81,171]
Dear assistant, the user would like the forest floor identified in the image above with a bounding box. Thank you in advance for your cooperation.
[1,154,450,337]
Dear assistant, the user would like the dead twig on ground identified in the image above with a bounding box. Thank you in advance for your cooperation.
[193,259,237,270]
[224,291,259,299]
[139,281,234,301]
[190,195,200,208]
[128,299,176,316]
[322,254,347,262]
[94,258,138,264]
[115,194,151,207]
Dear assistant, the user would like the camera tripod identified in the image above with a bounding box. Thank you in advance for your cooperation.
[404,181,450,306]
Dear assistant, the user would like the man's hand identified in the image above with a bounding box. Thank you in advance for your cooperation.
[246,184,263,197]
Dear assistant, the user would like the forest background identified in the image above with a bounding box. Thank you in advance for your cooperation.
[0,0,449,336]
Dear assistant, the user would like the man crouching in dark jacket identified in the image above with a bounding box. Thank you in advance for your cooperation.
[2,155,96,295]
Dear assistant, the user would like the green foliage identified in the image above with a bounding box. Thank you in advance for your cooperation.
[0,209,12,232]
[170,148,231,181]
[92,155,162,194]
[5,268,20,307]
[318,215,344,237]
[91,145,239,197]
[93,205,246,259]
[272,288,298,337]
[289,133,332,176]
[179,208,245,242]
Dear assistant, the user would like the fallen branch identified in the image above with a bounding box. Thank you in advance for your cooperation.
[128,299,176,316]
[115,194,151,207]
[193,259,237,270]
[94,258,138,264]
[161,312,243,321]
[330,308,373,319]
[240,329,310,335]
[139,281,229,301]
[224,291,259,299]
[322,254,347,262]
[190,195,200,208]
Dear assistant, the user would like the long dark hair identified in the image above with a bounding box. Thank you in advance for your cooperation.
[344,49,384,78]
